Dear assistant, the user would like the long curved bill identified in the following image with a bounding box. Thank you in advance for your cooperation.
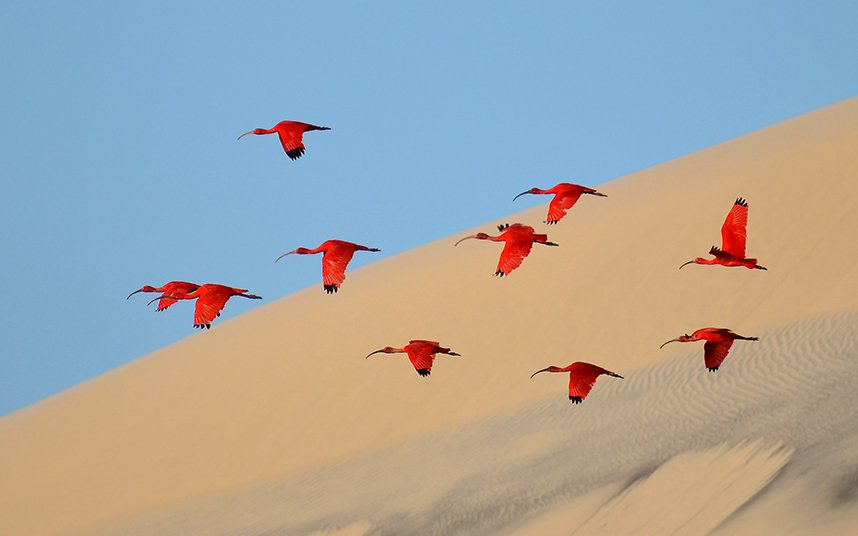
[274,250,298,263]
[512,191,533,202]
[236,130,256,141]
[454,235,478,247]
[678,260,696,270]
[147,295,178,307]
[365,349,386,359]
[126,288,145,300]
[659,338,682,349]
[530,367,552,379]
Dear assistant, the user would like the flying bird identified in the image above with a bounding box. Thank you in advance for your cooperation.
[237,120,330,160]
[530,361,623,404]
[365,340,461,377]
[162,283,262,329]
[660,327,759,371]
[513,183,607,224]
[454,223,558,276]
[127,281,200,312]
[275,240,380,293]
[680,198,767,270]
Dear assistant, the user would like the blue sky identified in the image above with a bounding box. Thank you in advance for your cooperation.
[2,1,857,416]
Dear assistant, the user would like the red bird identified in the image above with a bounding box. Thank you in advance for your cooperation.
[680,198,767,270]
[126,281,200,312]
[164,283,262,329]
[365,340,461,377]
[531,361,623,404]
[513,183,607,224]
[454,223,558,276]
[275,240,380,294]
[237,120,330,160]
[660,327,759,371]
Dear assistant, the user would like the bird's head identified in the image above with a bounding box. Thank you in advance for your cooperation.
[237,128,266,140]
[660,334,693,348]
[365,347,395,359]
[275,248,311,263]
[126,285,157,299]
[454,233,490,246]
[530,366,564,378]
[512,188,540,202]
[679,258,704,270]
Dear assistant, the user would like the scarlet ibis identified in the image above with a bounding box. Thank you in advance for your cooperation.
[513,183,607,224]
[454,223,558,276]
[237,120,330,160]
[275,240,380,294]
[680,198,767,270]
[162,284,262,329]
[365,340,461,377]
[530,361,623,404]
[660,327,759,371]
[127,281,200,312]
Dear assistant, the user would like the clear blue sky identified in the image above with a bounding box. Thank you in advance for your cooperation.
[2,1,857,416]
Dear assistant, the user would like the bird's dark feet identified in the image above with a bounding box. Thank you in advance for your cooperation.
[755,265,768,270]
[287,148,305,160]
[568,396,583,404]
[447,352,461,357]
[707,366,719,372]
[417,369,431,377]
[324,284,339,294]
[541,241,559,246]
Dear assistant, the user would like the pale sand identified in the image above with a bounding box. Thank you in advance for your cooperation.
[2,97,858,535]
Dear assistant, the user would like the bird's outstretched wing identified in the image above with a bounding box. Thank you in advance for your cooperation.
[322,248,356,290]
[406,343,436,376]
[155,296,179,312]
[193,290,231,329]
[721,198,749,258]
[276,128,306,160]
[546,191,584,224]
[703,339,734,371]
[496,229,535,276]
[566,362,606,401]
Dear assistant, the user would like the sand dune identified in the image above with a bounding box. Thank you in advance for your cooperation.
[2,97,858,535]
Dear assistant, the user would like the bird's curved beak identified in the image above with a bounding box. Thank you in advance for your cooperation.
[530,367,552,379]
[126,288,145,300]
[512,191,532,202]
[146,296,164,307]
[365,349,386,359]
[454,235,478,247]
[237,130,255,141]
[274,250,298,263]
[659,338,682,349]
[678,260,695,270]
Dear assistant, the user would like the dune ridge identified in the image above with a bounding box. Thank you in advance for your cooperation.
[2,97,858,535]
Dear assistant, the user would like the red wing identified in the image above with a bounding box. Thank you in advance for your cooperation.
[497,237,534,275]
[193,291,231,327]
[156,296,179,311]
[720,199,748,258]
[276,129,306,158]
[703,340,734,370]
[546,192,584,223]
[409,339,440,347]
[322,249,356,287]
[406,345,436,375]
[566,362,611,400]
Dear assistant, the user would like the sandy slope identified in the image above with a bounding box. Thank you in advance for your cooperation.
[2,97,858,536]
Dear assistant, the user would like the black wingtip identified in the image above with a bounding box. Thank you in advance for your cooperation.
[735,197,748,207]
[497,223,510,231]
[568,396,583,404]
[287,148,305,160]
[707,366,719,372]
[324,284,339,294]
[417,369,431,377]
[545,220,558,225]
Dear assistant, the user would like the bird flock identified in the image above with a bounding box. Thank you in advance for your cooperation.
[127,119,766,404]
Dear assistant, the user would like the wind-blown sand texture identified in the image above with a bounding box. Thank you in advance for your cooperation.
[2,97,858,535]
